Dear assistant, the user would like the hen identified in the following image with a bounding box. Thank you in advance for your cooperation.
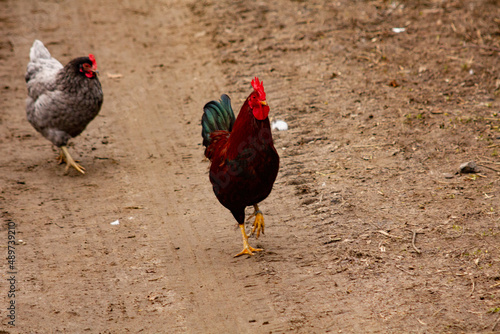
[202,77,280,257]
[25,40,103,174]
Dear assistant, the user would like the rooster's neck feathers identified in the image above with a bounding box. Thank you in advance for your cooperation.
[225,98,273,159]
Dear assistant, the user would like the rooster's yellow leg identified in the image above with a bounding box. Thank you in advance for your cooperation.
[60,146,86,174]
[234,224,263,257]
[248,204,265,239]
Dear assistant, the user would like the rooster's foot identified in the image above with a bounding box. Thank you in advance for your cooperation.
[234,224,263,257]
[248,204,265,239]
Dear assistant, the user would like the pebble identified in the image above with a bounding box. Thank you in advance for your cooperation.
[459,161,479,174]
[271,120,288,131]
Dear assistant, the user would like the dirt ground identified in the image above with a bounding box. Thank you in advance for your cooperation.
[1,0,499,333]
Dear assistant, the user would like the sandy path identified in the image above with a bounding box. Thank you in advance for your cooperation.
[4,0,498,333]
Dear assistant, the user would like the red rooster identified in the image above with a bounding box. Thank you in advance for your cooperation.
[202,77,279,257]
[25,40,103,174]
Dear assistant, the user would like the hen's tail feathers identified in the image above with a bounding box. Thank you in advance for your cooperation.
[30,40,52,61]
[201,94,235,148]
[25,40,63,84]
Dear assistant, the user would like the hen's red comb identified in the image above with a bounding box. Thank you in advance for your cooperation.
[251,77,266,100]
[88,54,97,69]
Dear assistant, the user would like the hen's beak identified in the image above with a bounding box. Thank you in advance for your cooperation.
[260,100,268,106]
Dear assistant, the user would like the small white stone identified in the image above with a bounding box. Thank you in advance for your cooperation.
[271,120,288,131]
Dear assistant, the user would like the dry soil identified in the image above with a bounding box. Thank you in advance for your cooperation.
[1,0,500,333]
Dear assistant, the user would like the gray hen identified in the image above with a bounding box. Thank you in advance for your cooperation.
[25,40,103,174]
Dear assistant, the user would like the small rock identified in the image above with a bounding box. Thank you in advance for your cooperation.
[459,161,479,174]
[392,27,406,33]
[271,120,288,131]
[443,173,454,179]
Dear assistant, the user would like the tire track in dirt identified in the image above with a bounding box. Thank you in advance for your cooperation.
[1,0,291,332]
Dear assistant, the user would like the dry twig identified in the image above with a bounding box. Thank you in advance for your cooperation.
[493,314,500,331]
[395,265,415,276]
[417,318,427,325]
[490,282,500,288]
[469,275,475,297]
[478,164,500,173]
[432,308,444,317]
[408,230,422,254]
[377,230,402,239]
[352,142,395,149]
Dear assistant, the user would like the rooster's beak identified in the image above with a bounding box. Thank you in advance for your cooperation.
[260,100,267,106]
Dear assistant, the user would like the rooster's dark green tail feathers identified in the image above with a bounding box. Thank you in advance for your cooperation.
[202,94,235,147]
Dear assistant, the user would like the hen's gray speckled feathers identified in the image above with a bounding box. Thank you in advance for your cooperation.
[25,40,103,148]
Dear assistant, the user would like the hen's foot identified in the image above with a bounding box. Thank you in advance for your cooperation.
[234,224,263,257]
[248,204,265,239]
[57,152,64,165]
[60,146,86,174]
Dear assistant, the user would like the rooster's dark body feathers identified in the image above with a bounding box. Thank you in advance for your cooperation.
[202,92,279,226]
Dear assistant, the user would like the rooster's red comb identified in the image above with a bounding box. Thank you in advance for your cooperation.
[88,54,97,68]
[251,77,266,100]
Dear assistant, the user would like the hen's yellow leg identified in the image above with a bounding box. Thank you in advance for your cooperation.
[60,146,86,174]
[248,204,265,239]
[234,224,263,257]
[57,151,64,165]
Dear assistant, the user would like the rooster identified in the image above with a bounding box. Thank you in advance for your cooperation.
[202,77,279,257]
[25,40,103,174]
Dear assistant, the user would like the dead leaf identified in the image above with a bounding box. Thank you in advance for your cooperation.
[106,72,123,79]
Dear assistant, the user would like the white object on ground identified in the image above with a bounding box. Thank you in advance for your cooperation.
[271,120,288,131]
